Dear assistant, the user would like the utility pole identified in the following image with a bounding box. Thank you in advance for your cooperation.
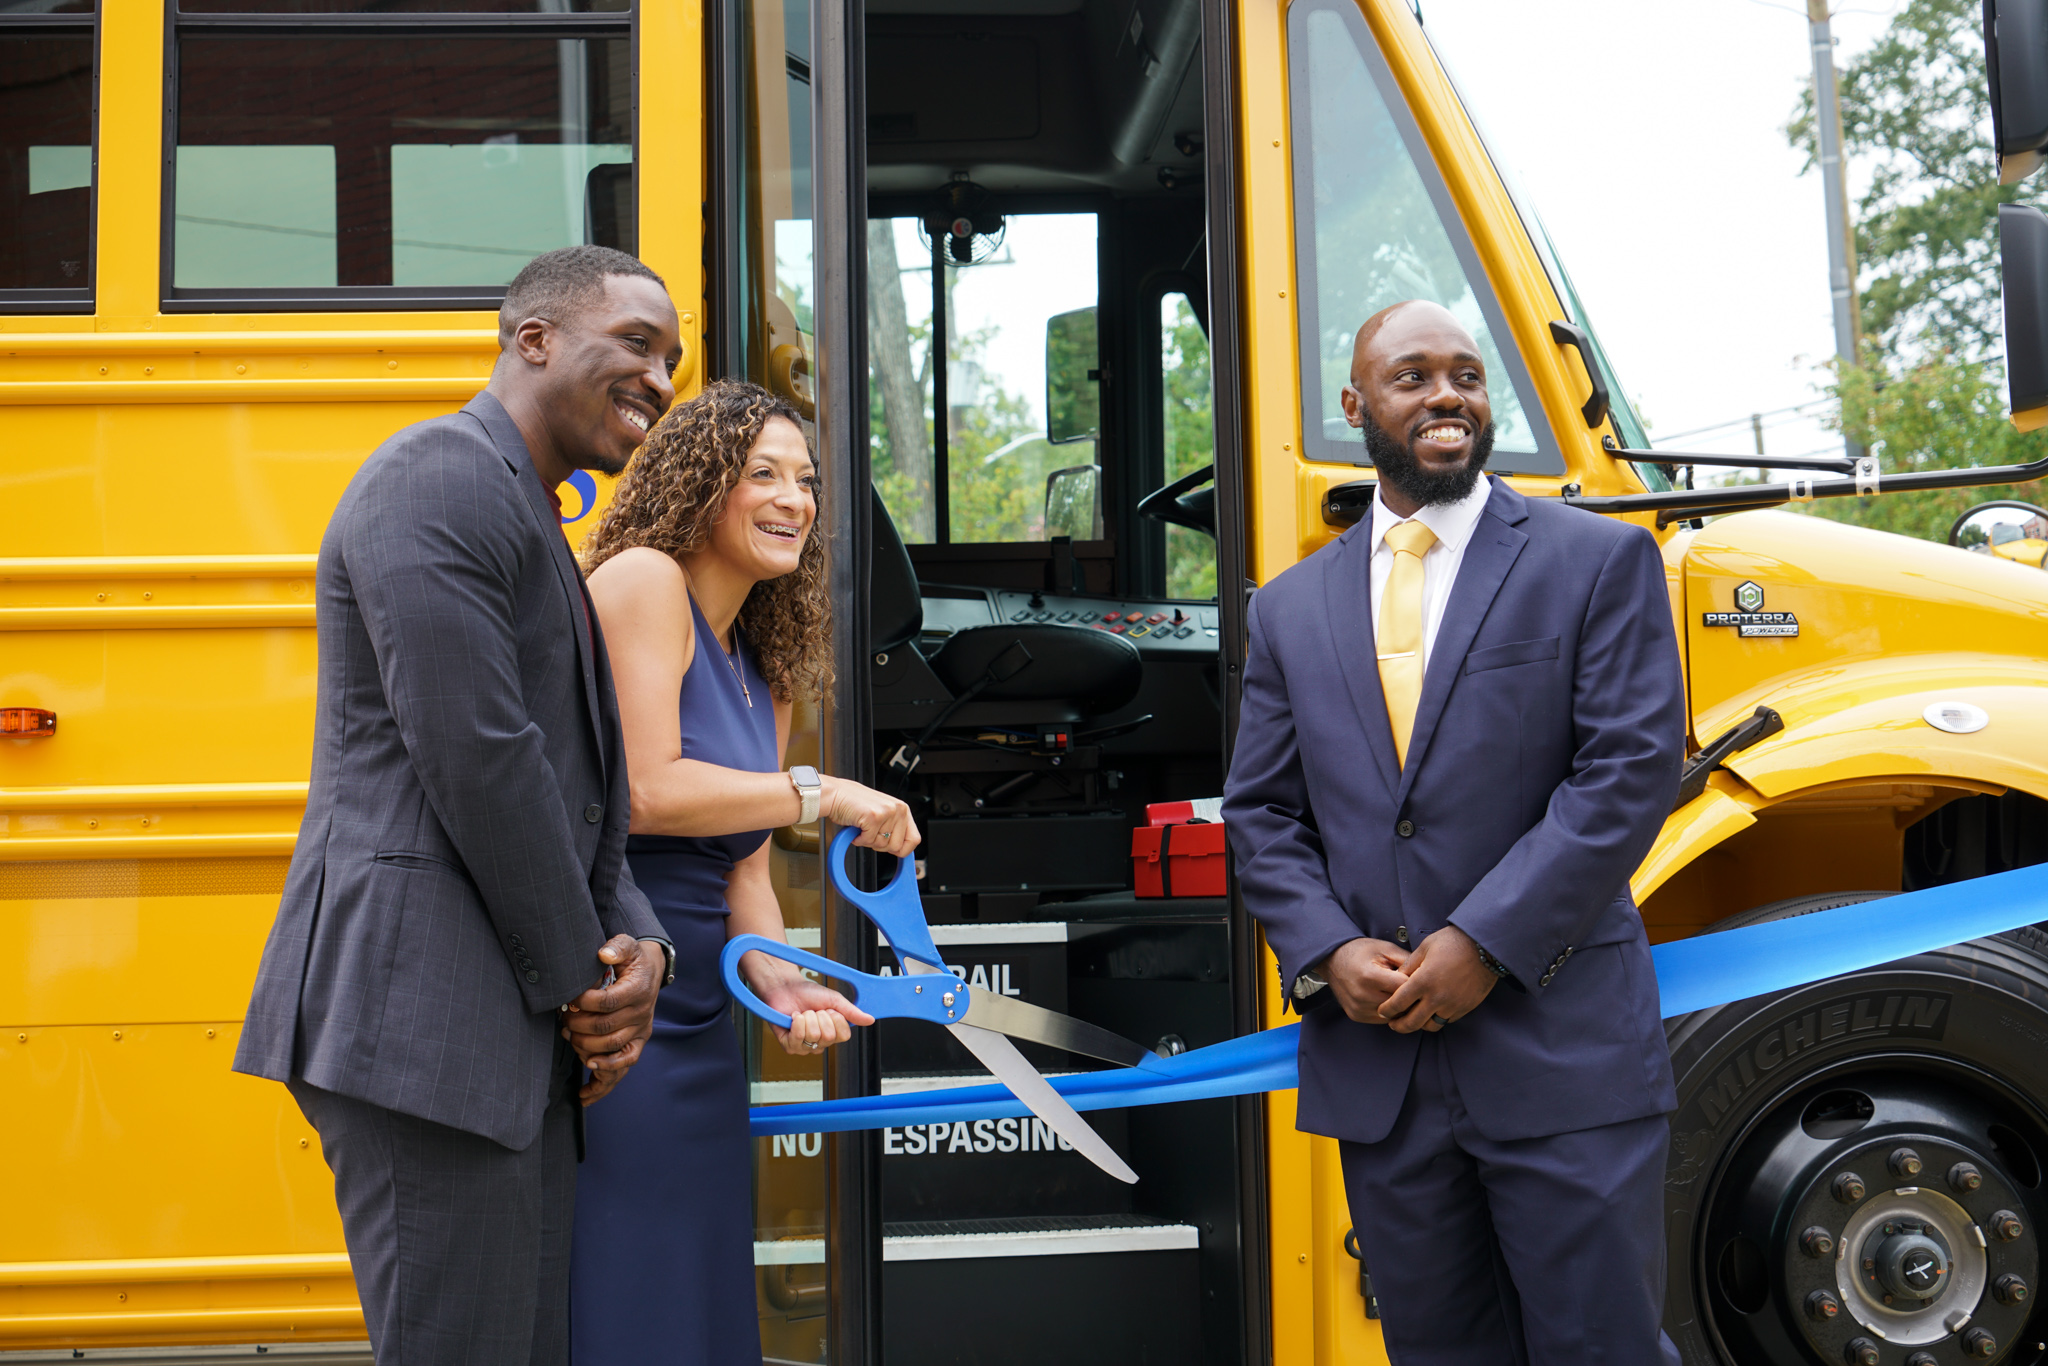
[1807,0,1866,462]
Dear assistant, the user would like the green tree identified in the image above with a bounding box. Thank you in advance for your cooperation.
[1785,0,2048,537]
[1162,295,1218,600]
[944,355,1045,542]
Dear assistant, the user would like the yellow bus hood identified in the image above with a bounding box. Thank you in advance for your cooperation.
[1680,509,2048,747]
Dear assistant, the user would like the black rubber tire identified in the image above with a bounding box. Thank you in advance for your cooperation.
[1662,892,2048,1366]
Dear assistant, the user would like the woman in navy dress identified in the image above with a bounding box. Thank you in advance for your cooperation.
[570,380,919,1364]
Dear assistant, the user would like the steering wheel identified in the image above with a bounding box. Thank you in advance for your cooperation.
[1136,464,1216,536]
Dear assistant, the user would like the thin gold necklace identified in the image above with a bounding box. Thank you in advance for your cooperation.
[722,620,753,709]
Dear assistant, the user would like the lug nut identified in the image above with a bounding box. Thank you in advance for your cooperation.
[1964,1326,1997,1359]
[1996,1272,2030,1305]
[1907,1354,1938,1366]
[1801,1226,1837,1258]
[1989,1209,2025,1241]
[1834,1171,1867,1203]
[1889,1146,1924,1180]
[1845,1338,1880,1366]
[1806,1289,1842,1321]
[1949,1161,1983,1193]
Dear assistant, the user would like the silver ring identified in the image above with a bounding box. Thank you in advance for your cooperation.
[807,1040,821,1051]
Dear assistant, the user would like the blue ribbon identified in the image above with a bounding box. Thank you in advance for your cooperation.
[751,864,2048,1137]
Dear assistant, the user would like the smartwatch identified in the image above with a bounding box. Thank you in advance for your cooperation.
[788,765,822,825]
[1292,968,1329,1000]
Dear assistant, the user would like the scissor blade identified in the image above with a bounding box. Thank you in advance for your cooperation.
[962,988,1169,1073]
[944,1023,1138,1185]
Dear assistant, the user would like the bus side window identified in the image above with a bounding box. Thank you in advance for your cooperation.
[0,5,96,307]
[167,0,634,306]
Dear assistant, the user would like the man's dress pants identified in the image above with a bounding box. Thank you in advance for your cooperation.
[289,1038,579,1366]
[1339,1033,1681,1366]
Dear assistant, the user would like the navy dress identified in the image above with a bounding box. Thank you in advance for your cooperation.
[571,597,776,1366]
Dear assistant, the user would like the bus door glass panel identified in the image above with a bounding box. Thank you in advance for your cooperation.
[737,0,815,428]
[1160,289,1216,600]
[729,0,827,1356]
[0,0,95,307]
[169,0,633,302]
[867,211,1101,544]
[1285,0,1560,474]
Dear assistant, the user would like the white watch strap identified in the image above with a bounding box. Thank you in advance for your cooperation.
[791,769,820,825]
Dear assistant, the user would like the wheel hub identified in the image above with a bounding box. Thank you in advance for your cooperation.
[1867,1222,1951,1302]
[1875,1228,1941,1302]
[1698,1075,2043,1365]
[1829,1187,1985,1344]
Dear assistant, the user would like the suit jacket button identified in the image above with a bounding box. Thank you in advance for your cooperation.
[1395,819,1415,838]
[583,804,603,823]
[510,934,523,946]
[524,970,540,983]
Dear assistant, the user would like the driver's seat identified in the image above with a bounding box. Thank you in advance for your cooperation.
[869,486,1142,724]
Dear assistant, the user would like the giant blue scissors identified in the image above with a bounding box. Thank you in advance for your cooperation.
[722,826,1168,1183]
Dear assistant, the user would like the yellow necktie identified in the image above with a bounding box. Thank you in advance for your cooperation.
[1377,519,1438,768]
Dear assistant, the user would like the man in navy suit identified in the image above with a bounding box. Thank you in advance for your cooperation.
[1223,301,1685,1364]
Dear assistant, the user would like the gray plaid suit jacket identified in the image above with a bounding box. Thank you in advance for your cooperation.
[235,392,663,1150]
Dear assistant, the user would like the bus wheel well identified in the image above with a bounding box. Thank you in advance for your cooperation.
[1642,786,2048,943]
[1906,788,2048,891]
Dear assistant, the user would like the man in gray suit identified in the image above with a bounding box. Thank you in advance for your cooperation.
[236,246,684,1365]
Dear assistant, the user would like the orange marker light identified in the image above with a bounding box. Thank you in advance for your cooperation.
[1,708,57,738]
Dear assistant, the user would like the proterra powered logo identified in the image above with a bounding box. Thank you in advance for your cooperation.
[1703,580,1799,638]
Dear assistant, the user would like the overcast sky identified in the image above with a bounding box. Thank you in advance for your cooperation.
[1422,0,1907,465]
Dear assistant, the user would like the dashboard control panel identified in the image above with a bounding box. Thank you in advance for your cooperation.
[913,591,1222,657]
[991,591,1220,655]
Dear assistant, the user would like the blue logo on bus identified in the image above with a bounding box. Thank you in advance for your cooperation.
[559,469,597,524]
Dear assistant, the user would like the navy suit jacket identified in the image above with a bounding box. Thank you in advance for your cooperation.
[1222,477,1684,1144]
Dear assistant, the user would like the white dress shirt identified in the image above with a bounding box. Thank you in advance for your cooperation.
[1368,474,1494,674]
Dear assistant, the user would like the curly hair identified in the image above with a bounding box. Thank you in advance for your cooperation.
[582,378,832,703]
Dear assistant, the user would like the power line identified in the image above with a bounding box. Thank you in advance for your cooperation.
[1655,399,1834,443]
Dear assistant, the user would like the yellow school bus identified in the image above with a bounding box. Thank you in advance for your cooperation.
[7,0,2048,1362]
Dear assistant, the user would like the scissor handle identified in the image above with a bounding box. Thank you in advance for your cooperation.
[826,825,945,972]
[720,932,964,1030]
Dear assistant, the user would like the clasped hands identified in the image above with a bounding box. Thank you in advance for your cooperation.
[558,935,669,1105]
[1319,925,1498,1033]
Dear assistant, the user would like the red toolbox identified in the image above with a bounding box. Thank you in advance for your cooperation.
[1131,817,1227,898]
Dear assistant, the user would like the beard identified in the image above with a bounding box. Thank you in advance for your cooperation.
[1360,407,1495,507]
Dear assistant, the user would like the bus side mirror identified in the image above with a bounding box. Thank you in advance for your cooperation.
[2000,204,2048,431]
[1046,307,1100,445]
[1044,463,1103,540]
[1987,0,2048,184]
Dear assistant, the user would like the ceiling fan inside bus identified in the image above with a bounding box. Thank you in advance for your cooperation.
[919,175,1005,265]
